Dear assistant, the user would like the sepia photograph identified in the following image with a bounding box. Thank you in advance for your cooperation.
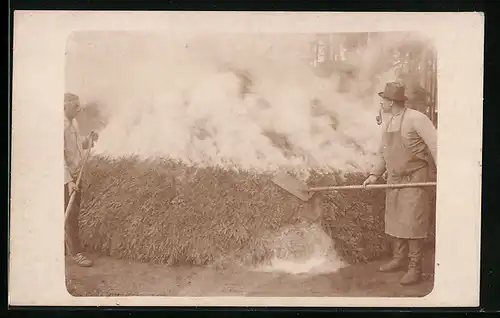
[63,31,438,297]
[10,11,483,307]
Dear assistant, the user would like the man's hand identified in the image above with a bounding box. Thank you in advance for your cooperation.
[363,175,378,188]
[82,138,90,149]
[67,181,79,195]
[82,131,99,149]
[90,130,99,142]
[89,131,99,148]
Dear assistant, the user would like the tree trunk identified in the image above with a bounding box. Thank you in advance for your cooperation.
[431,49,438,127]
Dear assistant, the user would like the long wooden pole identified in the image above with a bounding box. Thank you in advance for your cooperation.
[64,146,92,222]
[307,182,436,192]
[64,133,95,252]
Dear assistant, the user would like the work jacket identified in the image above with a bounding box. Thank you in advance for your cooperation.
[64,117,86,184]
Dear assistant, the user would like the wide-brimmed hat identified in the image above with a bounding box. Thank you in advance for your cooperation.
[378,82,408,101]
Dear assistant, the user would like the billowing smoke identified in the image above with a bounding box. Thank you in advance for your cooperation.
[65,31,431,175]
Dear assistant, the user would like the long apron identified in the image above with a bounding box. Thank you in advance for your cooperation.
[382,109,431,239]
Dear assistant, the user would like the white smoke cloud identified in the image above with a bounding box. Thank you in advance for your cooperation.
[65,31,431,175]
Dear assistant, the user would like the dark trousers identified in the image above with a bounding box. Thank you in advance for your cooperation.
[64,183,82,255]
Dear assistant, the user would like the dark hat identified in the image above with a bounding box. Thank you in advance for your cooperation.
[378,82,408,102]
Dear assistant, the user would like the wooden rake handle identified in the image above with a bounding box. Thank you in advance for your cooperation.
[308,182,436,192]
[64,133,95,222]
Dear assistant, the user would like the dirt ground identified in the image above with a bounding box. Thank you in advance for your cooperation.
[66,247,434,297]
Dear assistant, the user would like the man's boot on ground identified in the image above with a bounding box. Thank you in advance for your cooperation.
[379,238,407,272]
[400,239,423,285]
[66,231,93,267]
[72,253,93,267]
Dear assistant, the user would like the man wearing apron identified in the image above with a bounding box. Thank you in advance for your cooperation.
[364,82,437,285]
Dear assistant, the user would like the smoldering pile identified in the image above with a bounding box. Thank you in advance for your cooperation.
[77,155,414,266]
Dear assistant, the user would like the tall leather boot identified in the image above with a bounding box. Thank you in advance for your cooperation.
[379,238,407,272]
[400,239,423,285]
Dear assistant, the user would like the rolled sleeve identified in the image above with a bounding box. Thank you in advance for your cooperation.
[413,112,438,164]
